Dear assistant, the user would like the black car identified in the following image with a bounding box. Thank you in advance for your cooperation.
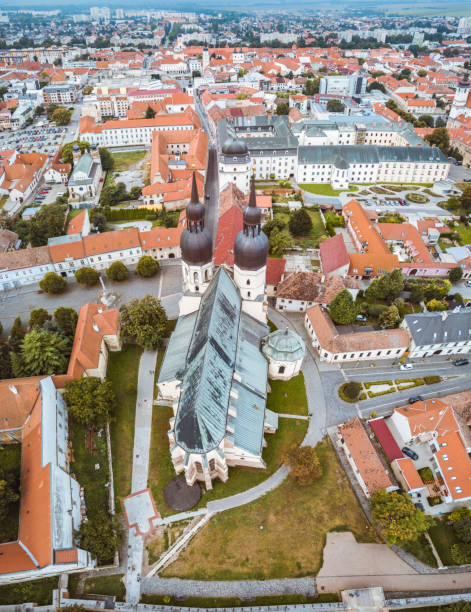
[402,446,419,460]
[454,359,469,366]
[408,396,424,404]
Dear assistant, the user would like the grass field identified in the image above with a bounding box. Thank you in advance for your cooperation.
[108,344,142,512]
[453,222,471,246]
[299,183,358,197]
[111,150,147,172]
[0,443,21,543]
[82,574,125,598]
[267,373,309,416]
[162,438,374,580]
[0,577,58,605]
[273,207,328,248]
[428,519,461,566]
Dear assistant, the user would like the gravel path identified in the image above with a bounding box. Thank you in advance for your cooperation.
[140,576,317,598]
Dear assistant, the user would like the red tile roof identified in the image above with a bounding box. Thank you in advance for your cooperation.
[369,417,403,462]
[214,205,243,267]
[319,233,349,275]
[266,257,286,286]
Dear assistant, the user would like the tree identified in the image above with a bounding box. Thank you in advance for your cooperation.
[129,185,142,200]
[449,266,463,283]
[435,117,446,128]
[106,261,128,282]
[29,308,51,329]
[64,377,116,426]
[289,208,312,236]
[100,182,128,206]
[262,218,286,238]
[54,307,78,337]
[75,266,99,286]
[83,85,93,95]
[378,305,400,329]
[269,227,293,256]
[365,270,404,303]
[284,445,322,485]
[75,514,120,566]
[343,381,362,400]
[450,543,471,565]
[12,329,69,377]
[460,185,471,212]
[329,289,357,325]
[145,105,156,119]
[326,99,345,113]
[449,507,471,544]
[370,489,432,545]
[0,476,19,522]
[62,140,90,164]
[426,299,448,312]
[136,255,160,278]
[418,114,434,128]
[409,285,425,303]
[367,81,386,93]
[9,316,25,353]
[276,101,289,115]
[39,272,67,294]
[51,107,72,126]
[0,343,12,380]
[120,295,167,350]
[90,211,106,233]
[99,147,114,171]
[425,127,450,155]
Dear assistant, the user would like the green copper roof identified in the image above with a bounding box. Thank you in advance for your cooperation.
[158,311,197,384]
[262,329,306,363]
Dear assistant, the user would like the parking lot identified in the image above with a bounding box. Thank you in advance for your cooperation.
[0,120,68,156]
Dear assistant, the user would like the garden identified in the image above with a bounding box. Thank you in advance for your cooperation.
[339,376,442,402]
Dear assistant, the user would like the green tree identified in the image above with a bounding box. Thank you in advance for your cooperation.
[426,298,448,311]
[100,182,128,206]
[378,305,400,329]
[64,377,116,426]
[54,307,78,337]
[449,266,463,283]
[0,343,12,380]
[62,140,90,164]
[262,218,286,238]
[425,126,450,155]
[51,107,72,125]
[75,514,121,566]
[129,185,142,200]
[90,212,106,233]
[145,105,156,119]
[284,445,322,485]
[450,543,471,565]
[269,227,293,256]
[0,476,19,522]
[449,507,471,544]
[106,261,128,282]
[289,208,312,236]
[418,114,434,128]
[29,308,51,329]
[39,272,67,294]
[409,285,425,304]
[12,329,69,377]
[276,101,289,115]
[370,489,432,545]
[326,99,345,113]
[343,381,362,400]
[8,316,25,353]
[136,255,160,278]
[99,147,114,171]
[75,266,100,286]
[460,186,471,212]
[120,295,167,350]
[83,85,93,95]
[329,289,357,325]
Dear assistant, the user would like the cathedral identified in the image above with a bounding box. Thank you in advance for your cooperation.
[447,72,471,128]
[157,171,305,490]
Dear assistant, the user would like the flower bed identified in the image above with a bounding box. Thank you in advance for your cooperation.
[405,192,429,203]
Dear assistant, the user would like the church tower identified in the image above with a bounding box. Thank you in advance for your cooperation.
[202,47,209,72]
[180,173,213,295]
[233,177,269,320]
[449,72,471,122]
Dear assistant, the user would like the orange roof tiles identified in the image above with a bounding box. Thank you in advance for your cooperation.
[83,227,140,255]
[393,457,423,491]
[396,399,460,438]
[139,225,183,250]
[435,431,471,501]
[66,210,87,236]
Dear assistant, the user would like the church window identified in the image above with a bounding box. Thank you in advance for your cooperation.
[193,271,198,283]
[246,279,250,285]
[195,462,203,473]
[278,365,285,374]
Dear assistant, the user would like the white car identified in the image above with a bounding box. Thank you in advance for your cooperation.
[400,363,413,371]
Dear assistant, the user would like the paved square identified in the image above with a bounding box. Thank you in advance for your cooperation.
[122,488,159,538]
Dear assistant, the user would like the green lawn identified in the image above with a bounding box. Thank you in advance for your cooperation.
[428,519,461,566]
[402,534,437,568]
[111,149,147,172]
[0,443,21,543]
[453,222,471,246]
[82,574,125,599]
[142,594,340,607]
[163,438,375,580]
[299,183,358,197]
[108,344,142,511]
[267,373,308,416]
[273,206,329,248]
[0,577,58,605]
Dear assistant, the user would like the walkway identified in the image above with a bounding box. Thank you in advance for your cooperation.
[125,350,158,604]
[141,576,316,599]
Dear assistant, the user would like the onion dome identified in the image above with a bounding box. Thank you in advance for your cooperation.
[261,328,306,363]
[234,177,269,271]
[186,172,205,222]
[180,172,212,266]
[222,138,248,156]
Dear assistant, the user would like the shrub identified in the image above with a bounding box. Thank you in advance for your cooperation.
[419,467,434,482]
[426,298,447,312]
[29,308,51,329]
[75,267,99,286]
[367,303,389,317]
[106,261,128,282]
[343,381,362,400]
[39,272,67,294]
[284,445,322,485]
[424,375,441,384]
[136,255,160,278]
[289,208,312,236]
[427,496,443,507]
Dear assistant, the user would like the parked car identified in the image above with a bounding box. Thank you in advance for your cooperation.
[356,314,367,322]
[402,447,419,460]
[454,359,469,366]
[408,395,424,404]
[465,280,471,287]
[400,363,413,370]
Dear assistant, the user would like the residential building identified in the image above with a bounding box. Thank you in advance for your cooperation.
[42,85,77,105]
[337,417,398,499]
[319,73,367,96]
[319,233,349,276]
[305,305,409,363]
[402,311,471,358]
[0,151,48,204]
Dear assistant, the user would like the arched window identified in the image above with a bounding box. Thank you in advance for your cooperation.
[279,365,285,374]
[247,291,251,297]
[193,271,198,283]
[205,269,209,281]
[246,279,250,285]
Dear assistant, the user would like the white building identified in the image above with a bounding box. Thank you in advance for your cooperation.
[319,73,367,96]
[261,328,305,381]
[402,311,471,358]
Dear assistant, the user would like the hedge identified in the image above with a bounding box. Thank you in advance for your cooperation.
[367,388,395,398]
[424,375,441,384]
[364,380,392,389]
[102,208,151,221]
